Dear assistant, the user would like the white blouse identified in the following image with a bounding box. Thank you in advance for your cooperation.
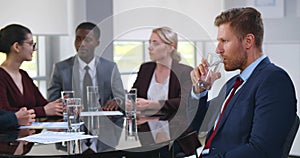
[147,73,170,101]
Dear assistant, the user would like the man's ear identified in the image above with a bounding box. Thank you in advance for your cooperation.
[244,33,255,49]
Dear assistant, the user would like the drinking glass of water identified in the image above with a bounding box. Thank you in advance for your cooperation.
[198,53,223,90]
[87,86,101,111]
[61,91,75,121]
[66,98,82,132]
[125,88,137,141]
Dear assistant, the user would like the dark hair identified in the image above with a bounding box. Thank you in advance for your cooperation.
[75,22,101,40]
[0,24,32,54]
[214,7,264,50]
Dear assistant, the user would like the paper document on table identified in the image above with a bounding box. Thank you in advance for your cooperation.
[80,111,123,116]
[19,122,69,129]
[17,131,98,144]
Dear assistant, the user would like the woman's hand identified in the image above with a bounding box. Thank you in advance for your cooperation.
[44,100,63,116]
[136,98,161,111]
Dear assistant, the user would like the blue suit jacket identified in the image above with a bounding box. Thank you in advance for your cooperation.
[191,57,297,158]
[0,110,18,129]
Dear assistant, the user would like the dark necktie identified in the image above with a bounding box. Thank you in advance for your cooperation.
[83,66,93,109]
[201,77,244,157]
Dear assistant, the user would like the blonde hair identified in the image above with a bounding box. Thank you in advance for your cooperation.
[152,27,181,62]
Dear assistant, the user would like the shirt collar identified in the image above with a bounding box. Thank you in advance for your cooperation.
[240,55,267,82]
[77,56,96,72]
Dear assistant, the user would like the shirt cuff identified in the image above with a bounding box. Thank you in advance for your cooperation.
[191,87,208,99]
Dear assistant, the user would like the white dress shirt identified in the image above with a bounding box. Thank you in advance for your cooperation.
[77,56,97,92]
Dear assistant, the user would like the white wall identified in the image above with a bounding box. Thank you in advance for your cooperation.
[58,0,87,60]
[113,0,222,41]
[0,0,69,35]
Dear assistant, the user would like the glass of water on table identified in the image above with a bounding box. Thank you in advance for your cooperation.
[125,88,138,141]
[61,91,75,121]
[66,98,83,132]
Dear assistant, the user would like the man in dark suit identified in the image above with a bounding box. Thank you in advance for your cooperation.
[47,22,125,152]
[0,108,35,129]
[189,7,297,158]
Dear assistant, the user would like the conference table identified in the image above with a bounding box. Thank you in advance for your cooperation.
[0,111,175,158]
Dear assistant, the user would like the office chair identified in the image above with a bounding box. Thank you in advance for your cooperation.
[169,130,201,158]
[282,115,299,158]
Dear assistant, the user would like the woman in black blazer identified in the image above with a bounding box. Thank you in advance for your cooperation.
[132,27,201,157]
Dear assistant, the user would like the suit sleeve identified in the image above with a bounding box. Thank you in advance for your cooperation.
[111,64,125,111]
[0,110,18,129]
[47,64,63,102]
[187,93,209,131]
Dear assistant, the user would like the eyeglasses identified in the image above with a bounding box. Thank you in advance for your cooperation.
[23,41,37,50]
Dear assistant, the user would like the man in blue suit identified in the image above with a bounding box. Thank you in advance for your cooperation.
[0,108,35,130]
[189,7,297,157]
[47,22,125,152]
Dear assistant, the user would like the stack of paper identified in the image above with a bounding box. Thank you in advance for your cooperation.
[17,131,97,144]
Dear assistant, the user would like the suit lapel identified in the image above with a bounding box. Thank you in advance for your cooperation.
[72,56,81,98]
[217,80,245,132]
[95,56,104,104]
[139,62,156,98]
[65,57,74,89]
[168,60,179,98]
[215,57,271,133]
[215,76,239,132]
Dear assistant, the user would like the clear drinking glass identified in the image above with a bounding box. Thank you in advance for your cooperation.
[198,53,223,89]
[125,88,138,141]
[86,86,100,111]
[66,98,82,132]
[61,91,75,121]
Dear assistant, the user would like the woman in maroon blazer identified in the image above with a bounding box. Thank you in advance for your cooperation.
[0,24,62,117]
[132,27,201,157]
